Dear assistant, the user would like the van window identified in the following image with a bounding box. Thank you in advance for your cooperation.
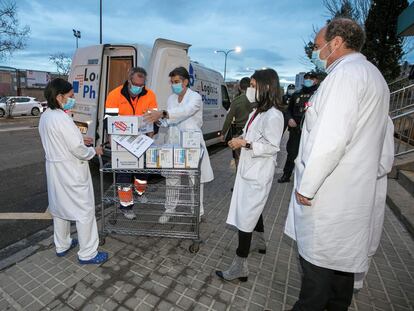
[16,97,30,103]
[106,56,134,98]
[221,85,231,111]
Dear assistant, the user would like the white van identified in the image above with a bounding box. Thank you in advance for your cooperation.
[68,38,230,149]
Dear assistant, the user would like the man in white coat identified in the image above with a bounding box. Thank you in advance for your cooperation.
[284,18,390,310]
[354,117,394,290]
[144,67,214,223]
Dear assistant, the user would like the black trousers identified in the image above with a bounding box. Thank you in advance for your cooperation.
[292,256,354,311]
[283,128,302,177]
[236,214,264,258]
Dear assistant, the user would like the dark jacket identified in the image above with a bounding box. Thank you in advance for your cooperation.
[286,84,319,125]
[221,93,253,137]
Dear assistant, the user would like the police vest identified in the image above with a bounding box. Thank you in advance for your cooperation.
[292,93,312,119]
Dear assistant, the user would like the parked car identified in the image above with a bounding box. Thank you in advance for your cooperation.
[0,96,43,117]
[40,101,48,111]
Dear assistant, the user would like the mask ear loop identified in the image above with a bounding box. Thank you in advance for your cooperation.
[322,39,344,63]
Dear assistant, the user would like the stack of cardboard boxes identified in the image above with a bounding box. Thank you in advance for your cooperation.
[146,130,201,169]
[107,116,201,169]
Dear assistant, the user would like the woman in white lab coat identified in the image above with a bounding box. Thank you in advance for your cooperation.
[144,67,214,223]
[216,69,284,282]
[39,78,108,264]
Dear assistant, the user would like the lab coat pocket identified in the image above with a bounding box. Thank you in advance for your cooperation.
[240,158,268,182]
[304,106,317,132]
[76,160,90,184]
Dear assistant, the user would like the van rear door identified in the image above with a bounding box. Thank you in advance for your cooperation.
[69,45,138,147]
[69,45,104,143]
[147,38,191,111]
[97,45,138,146]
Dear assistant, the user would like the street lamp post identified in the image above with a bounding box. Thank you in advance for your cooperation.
[73,29,81,49]
[99,0,102,44]
[215,46,241,81]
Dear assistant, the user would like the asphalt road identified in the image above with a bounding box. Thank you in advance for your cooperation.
[0,116,225,259]
[0,116,111,253]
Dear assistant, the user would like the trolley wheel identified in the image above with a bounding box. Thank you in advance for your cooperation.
[189,243,200,253]
[99,237,106,246]
[108,219,117,225]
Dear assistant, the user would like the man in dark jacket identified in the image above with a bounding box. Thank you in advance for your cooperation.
[278,72,319,183]
[220,77,253,167]
[282,84,296,132]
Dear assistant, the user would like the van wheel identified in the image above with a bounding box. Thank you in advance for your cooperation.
[0,109,4,117]
[31,107,40,116]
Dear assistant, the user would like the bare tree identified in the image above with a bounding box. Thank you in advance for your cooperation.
[49,53,72,76]
[0,0,30,60]
[323,0,371,25]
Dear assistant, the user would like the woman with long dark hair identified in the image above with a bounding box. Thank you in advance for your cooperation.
[216,69,284,281]
[39,78,108,264]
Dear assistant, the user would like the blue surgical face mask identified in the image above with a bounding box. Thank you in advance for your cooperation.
[303,79,314,88]
[311,40,332,71]
[63,97,76,110]
[311,41,338,72]
[171,83,183,95]
[130,85,143,96]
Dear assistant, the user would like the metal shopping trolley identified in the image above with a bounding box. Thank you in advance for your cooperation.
[98,156,202,253]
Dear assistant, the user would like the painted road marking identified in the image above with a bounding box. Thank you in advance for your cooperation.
[0,126,38,132]
[0,209,52,220]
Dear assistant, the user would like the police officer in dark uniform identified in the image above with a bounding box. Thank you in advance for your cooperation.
[278,72,319,183]
[282,84,296,131]
[283,84,296,106]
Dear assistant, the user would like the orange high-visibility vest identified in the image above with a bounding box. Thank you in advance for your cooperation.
[105,82,158,116]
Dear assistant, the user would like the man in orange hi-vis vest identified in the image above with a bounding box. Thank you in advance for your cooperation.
[105,67,158,220]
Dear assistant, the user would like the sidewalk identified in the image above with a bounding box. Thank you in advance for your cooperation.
[1,141,413,311]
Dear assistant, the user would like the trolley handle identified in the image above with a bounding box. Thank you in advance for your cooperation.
[98,154,103,169]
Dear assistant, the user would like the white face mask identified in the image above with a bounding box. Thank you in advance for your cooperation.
[246,87,257,103]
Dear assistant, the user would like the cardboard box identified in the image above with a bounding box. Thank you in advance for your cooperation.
[137,116,154,134]
[182,130,201,148]
[113,134,153,158]
[167,126,181,145]
[107,116,139,135]
[159,145,174,168]
[145,145,159,168]
[186,148,201,168]
[110,136,128,152]
[111,151,144,169]
[174,147,186,168]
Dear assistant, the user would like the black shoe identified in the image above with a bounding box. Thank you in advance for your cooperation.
[277,174,291,183]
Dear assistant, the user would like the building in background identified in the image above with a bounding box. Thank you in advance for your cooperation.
[295,72,306,91]
[0,67,65,100]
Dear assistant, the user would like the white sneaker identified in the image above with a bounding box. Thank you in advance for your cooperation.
[159,210,174,224]
[120,208,136,220]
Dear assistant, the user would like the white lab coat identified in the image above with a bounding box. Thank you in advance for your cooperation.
[166,88,214,183]
[368,117,395,256]
[226,107,284,232]
[355,117,395,288]
[39,109,96,223]
[284,53,390,273]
